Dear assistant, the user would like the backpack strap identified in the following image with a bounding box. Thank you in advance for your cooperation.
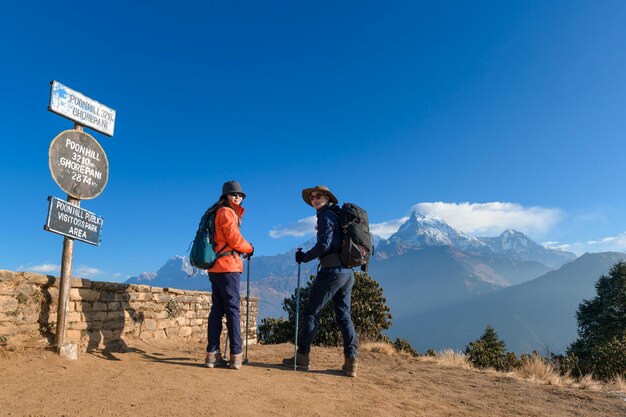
[320,207,342,259]
[210,208,243,259]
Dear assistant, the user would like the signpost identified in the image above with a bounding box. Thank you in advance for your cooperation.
[49,81,116,137]
[45,81,115,358]
[48,130,109,200]
[45,196,103,246]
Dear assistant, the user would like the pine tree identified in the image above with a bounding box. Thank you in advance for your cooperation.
[567,261,626,379]
[465,325,508,370]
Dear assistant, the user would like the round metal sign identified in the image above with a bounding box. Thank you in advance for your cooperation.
[48,130,109,199]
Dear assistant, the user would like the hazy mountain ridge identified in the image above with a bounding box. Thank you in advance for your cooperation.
[125,256,211,292]
[391,251,626,354]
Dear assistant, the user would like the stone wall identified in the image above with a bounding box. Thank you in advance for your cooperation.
[0,270,258,351]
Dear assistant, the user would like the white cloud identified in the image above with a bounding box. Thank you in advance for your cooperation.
[269,201,564,241]
[370,217,410,238]
[413,202,564,237]
[75,266,104,278]
[16,264,105,278]
[269,216,317,238]
[20,264,60,274]
[542,232,626,255]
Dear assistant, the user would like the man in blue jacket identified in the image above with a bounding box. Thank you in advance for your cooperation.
[282,185,358,377]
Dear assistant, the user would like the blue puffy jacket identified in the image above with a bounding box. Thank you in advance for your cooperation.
[303,203,343,267]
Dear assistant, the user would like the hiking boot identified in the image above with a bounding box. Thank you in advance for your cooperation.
[342,356,358,377]
[282,351,310,371]
[230,353,244,370]
[205,351,228,368]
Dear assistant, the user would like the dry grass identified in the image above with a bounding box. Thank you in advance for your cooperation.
[362,341,623,397]
[575,374,603,391]
[361,342,396,356]
[434,349,471,369]
[514,355,563,386]
[608,375,626,393]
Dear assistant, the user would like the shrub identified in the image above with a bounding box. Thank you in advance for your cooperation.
[16,293,28,304]
[589,334,626,380]
[261,272,392,347]
[503,351,520,371]
[393,338,418,356]
[465,325,509,371]
[165,299,181,318]
[257,317,291,344]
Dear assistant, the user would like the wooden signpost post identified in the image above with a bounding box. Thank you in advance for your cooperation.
[45,81,115,358]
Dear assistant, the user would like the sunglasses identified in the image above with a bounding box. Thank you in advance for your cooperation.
[229,193,245,198]
[310,193,327,201]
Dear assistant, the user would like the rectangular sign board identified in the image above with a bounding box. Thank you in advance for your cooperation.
[48,80,116,137]
[44,196,104,245]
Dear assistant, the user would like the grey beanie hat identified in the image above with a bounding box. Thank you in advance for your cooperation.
[221,180,246,198]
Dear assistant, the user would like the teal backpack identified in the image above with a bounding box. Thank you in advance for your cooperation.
[189,206,233,270]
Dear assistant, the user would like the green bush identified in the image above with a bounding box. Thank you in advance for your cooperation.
[465,325,509,371]
[589,334,626,380]
[394,338,418,356]
[503,351,520,370]
[257,317,292,344]
[567,261,626,379]
[165,299,181,318]
[260,272,392,347]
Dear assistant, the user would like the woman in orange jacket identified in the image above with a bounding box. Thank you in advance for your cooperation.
[205,180,254,370]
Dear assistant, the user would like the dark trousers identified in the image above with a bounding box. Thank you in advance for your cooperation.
[207,272,242,355]
[297,267,358,358]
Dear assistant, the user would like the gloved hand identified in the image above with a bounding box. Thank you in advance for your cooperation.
[245,246,254,259]
[295,250,305,264]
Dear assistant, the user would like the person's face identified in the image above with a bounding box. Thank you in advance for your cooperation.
[309,192,329,210]
[227,193,244,206]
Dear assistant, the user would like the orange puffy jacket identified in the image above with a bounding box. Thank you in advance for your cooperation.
[208,204,253,273]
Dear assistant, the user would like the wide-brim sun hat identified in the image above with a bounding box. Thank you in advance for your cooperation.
[302,185,338,207]
[221,180,246,199]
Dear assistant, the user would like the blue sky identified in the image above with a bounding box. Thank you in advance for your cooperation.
[2,1,626,281]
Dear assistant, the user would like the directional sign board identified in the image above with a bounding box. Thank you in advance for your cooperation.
[49,81,116,137]
[49,130,109,199]
[45,196,104,245]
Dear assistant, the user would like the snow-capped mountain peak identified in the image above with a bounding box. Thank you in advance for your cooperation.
[381,212,489,254]
[478,230,576,268]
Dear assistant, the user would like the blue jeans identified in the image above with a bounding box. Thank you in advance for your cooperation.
[207,272,242,355]
[298,267,358,358]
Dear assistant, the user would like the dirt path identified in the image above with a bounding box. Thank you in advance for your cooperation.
[1,341,624,417]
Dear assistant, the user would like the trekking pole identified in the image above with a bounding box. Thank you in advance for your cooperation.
[294,248,303,371]
[243,256,251,365]
[224,334,229,361]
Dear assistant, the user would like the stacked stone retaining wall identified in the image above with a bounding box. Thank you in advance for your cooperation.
[0,270,258,351]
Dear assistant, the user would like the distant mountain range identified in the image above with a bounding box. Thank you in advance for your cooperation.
[376,213,490,257]
[391,251,626,354]
[125,213,608,353]
[479,229,575,268]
